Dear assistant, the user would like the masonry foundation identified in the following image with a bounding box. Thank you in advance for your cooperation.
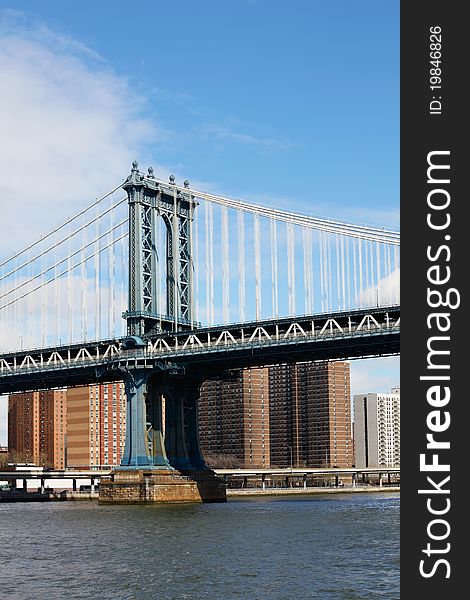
[98,468,227,504]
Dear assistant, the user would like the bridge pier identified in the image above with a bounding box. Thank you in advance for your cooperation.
[99,366,226,504]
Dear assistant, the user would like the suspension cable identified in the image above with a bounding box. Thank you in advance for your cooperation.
[0,197,127,282]
[151,176,399,244]
[0,232,128,311]
[0,221,127,300]
[0,184,123,269]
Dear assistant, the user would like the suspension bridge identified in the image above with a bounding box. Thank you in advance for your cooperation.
[0,161,399,502]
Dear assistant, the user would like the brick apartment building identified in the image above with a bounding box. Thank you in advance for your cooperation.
[8,383,126,469]
[8,390,67,469]
[199,361,353,469]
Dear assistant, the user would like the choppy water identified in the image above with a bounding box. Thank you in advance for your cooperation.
[0,493,399,600]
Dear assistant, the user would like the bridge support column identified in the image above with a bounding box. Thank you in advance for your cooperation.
[120,368,169,469]
[163,376,206,471]
[99,369,226,504]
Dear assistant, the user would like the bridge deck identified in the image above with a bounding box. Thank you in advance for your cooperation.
[0,306,399,393]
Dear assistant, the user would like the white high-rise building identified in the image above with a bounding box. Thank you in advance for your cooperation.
[353,388,400,468]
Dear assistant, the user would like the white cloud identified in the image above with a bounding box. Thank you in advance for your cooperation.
[0,12,162,444]
[0,11,158,257]
[359,267,400,307]
[350,356,400,398]
[200,123,292,152]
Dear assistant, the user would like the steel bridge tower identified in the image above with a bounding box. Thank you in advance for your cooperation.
[100,163,226,503]
[123,161,196,336]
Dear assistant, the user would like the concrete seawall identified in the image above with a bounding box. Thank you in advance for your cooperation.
[227,485,400,497]
[1,485,399,502]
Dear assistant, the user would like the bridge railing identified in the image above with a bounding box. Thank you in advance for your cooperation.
[0,309,400,377]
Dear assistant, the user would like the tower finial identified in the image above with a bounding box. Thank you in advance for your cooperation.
[131,160,139,172]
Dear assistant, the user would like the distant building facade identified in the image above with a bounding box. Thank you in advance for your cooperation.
[8,390,67,469]
[8,383,126,470]
[269,361,352,468]
[199,361,353,469]
[353,388,400,468]
[199,368,271,468]
[66,382,126,469]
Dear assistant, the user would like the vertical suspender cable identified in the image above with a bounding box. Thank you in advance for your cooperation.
[388,243,392,302]
[319,230,325,313]
[270,217,278,318]
[109,202,115,339]
[302,227,308,314]
[323,232,328,312]
[287,222,295,316]
[205,200,210,325]
[353,237,358,308]
[309,229,314,313]
[41,250,46,347]
[254,213,262,320]
[358,237,363,307]
[394,244,399,304]
[221,205,229,324]
[55,243,59,345]
[335,234,340,311]
[67,251,72,344]
[13,256,18,346]
[340,234,346,310]
[376,240,381,306]
[364,238,370,306]
[82,224,88,341]
[303,227,312,314]
[209,201,214,325]
[237,210,246,323]
[205,199,214,326]
[345,236,351,309]
[327,233,333,312]
[95,208,101,341]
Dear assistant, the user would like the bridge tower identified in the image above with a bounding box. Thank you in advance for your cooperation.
[100,162,226,503]
[122,161,195,336]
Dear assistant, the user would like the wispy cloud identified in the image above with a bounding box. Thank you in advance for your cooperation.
[0,11,159,257]
[200,123,293,153]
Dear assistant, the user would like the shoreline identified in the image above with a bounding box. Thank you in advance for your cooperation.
[227,485,400,497]
[1,485,399,502]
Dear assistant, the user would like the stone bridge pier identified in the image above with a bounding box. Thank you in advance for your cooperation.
[99,359,226,504]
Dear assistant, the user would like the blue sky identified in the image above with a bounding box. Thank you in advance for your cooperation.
[0,1,399,444]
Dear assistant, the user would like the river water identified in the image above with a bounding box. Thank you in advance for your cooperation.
[0,492,399,600]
